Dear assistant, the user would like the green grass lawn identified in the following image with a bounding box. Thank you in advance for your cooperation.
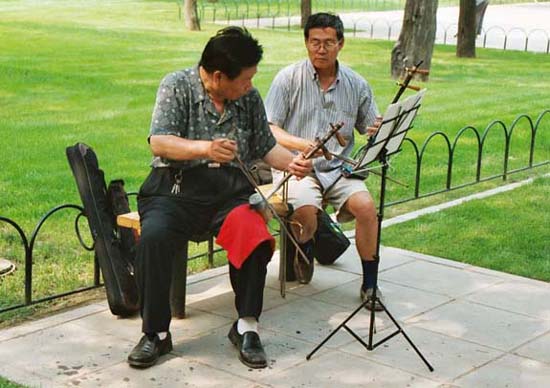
[0,376,25,388]
[0,0,548,321]
[383,175,550,281]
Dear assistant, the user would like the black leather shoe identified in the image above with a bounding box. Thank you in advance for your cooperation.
[228,322,267,369]
[127,332,173,368]
[293,241,314,284]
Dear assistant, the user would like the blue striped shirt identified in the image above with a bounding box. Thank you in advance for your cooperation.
[265,59,379,189]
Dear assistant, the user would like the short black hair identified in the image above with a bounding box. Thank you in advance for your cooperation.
[199,27,263,80]
[304,13,344,41]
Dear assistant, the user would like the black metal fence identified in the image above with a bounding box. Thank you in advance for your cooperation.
[386,109,550,207]
[193,0,547,21]
[1,109,548,315]
[190,1,550,54]
[209,15,550,54]
[350,21,550,54]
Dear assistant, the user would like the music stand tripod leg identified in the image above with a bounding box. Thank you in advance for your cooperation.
[306,153,434,372]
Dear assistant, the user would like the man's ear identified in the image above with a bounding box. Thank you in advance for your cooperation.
[339,38,345,50]
[213,70,223,83]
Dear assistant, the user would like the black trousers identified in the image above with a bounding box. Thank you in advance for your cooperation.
[136,166,271,334]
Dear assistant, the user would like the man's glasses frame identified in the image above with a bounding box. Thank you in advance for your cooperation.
[307,39,341,51]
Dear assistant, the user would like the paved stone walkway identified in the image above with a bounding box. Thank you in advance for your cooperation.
[235,3,550,53]
[1,244,549,387]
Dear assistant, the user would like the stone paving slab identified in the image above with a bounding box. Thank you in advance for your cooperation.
[1,246,549,387]
[379,260,504,298]
[311,278,452,321]
[260,296,388,349]
[407,299,550,351]
[341,325,502,383]
[513,331,550,365]
[465,280,550,320]
[0,303,108,343]
[72,306,233,345]
[185,272,301,319]
[313,245,416,276]
[74,355,259,388]
[453,353,550,388]
[172,323,311,380]
[259,349,440,388]
[0,321,135,387]
[267,264,361,298]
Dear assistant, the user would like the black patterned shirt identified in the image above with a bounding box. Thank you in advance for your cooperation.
[149,66,276,170]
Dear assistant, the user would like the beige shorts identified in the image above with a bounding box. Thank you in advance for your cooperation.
[282,174,369,223]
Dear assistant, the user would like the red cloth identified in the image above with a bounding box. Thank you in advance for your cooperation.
[216,204,275,269]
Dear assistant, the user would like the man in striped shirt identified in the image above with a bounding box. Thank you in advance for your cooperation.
[264,13,384,310]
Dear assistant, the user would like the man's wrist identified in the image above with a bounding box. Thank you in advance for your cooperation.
[198,140,212,159]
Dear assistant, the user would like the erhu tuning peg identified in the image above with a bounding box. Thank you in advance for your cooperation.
[405,66,430,76]
[334,132,347,147]
[396,82,421,91]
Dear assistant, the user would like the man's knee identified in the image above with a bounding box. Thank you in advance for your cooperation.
[139,225,170,245]
[347,193,377,223]
[248,241,273,268]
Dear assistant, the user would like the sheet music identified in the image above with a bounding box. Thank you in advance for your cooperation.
[357,102,400,167]
[385,89,426,155]
[355,89,426,169]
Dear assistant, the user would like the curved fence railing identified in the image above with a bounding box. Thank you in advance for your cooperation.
[194,0,546,20]
[350,20,550,54]
[0,205,100,314]
[384,109,550,207]
[0,202,222,314]
[1,109,548,315]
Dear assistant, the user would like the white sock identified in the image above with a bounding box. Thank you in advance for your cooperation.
[157,332,168,340]
[237,317,258,334]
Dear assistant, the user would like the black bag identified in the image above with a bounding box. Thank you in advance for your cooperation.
[66,143,139,316]
[106,179,136,268]
[313,210,351,265]
[249,159,273,185]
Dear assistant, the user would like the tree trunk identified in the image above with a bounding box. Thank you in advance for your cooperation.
[184,0,201,31]
[301,0,312,29]
[391,0,438,81]
[456,0,477,57]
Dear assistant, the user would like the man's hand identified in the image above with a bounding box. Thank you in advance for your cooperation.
[303,141,324,158]
[367,116,383,137]
[287,153,312,179]
[208,138,237,163]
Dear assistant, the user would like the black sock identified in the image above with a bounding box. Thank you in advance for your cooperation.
[361,259,379,291]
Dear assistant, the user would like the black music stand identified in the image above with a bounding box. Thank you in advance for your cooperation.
[306,89,434,372]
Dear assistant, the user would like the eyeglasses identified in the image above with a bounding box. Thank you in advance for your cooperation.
[308,39,340,51]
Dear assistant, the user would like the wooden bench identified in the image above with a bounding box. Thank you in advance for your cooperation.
[117,184,289,318]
